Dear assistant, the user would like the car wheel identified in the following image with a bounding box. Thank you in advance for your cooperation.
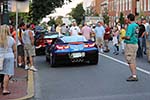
[46,56,49,62]
[90,55,98,65]
[90,59,98,65]
[50,53,56,67]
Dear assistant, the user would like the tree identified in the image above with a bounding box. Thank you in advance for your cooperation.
[9,0,33,25]
[119,12,124,26]
[55,16,63,25]
[31,0,71,24]
[137,11,146,20]
[102,8,109,25]
[69,3,85,25]
[9,12,30,25]
[47,17,56,26]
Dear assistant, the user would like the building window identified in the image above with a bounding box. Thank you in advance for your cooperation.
[114,0,116,11]
[123,0,124,11]
[126,0,128,10]
[148,0,150,11]
[144,0,146,11]
[129,0,131,10]
[110,2,113,11]
[120,0,122,12]
[136,1,140,14]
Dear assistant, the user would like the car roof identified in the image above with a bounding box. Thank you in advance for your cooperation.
[60,35,87,43]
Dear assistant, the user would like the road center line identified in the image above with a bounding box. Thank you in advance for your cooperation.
[99,53,150,75]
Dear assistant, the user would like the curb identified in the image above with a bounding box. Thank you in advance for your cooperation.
[12,70,34,100]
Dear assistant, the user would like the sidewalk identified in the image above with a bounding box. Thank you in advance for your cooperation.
[0,67,34,100]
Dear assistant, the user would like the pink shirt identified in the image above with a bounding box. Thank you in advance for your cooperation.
[81,26,92,40]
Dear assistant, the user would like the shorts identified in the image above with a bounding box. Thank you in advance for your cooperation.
[17,45,24,56]
[96,37,103,47]
[125,44,138,64]
[24,44,36,57]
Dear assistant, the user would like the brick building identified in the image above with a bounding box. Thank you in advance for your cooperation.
[92,0,101,15]
[108,0,150,25]
[91,0,108,15]
[92,0,150,26]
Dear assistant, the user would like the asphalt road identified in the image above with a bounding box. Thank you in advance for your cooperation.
[32,50,150,100]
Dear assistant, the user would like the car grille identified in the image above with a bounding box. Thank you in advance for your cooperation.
[71,58,84,63]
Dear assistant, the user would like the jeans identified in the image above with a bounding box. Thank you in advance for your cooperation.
[142,36,146,54]
[137,38,143,57]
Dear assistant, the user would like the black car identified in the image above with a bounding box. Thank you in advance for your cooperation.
[35,32,59,55]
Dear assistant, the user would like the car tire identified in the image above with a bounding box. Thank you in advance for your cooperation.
[90,55,98,65]
[90,59,98,65]
[50,53,56,67]
[46,56,49,62]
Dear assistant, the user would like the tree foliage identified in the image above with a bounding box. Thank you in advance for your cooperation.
[31,0,71,24]
[136,11,146,20]
[47,17,56,26]
[9,1,33,25]
[102,8,109,25]
[55,16,63,25]
[69,3,85,25]
[119,12,124,25]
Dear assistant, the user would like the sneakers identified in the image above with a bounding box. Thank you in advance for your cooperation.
[25,65,29,70]
[103,49,110,53]
[25,65,38,72]
[100,49,104,53]
[30,66,38,72]
[126,76,138,81]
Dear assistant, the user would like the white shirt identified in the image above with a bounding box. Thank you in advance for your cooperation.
[17,29,24,46]
[144,23,149,33]
[69,26,80,36]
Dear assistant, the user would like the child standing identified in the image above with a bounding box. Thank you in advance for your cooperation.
[119,25,126,53]
[112,27,119,55]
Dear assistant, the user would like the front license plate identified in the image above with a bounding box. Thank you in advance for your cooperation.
[72,52,85,58]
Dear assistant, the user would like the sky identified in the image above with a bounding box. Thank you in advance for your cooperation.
[48,0,83,17]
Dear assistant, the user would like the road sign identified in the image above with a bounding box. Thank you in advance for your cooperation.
[85,16,103,24]
[8,0,29,13]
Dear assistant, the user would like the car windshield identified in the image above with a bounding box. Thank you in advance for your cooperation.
[61,36,87,43]
[44,33,59,39]
[35,26,45,31]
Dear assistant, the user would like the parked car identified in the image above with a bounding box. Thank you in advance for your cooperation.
[35,32,59,55]
[45,35,99,67]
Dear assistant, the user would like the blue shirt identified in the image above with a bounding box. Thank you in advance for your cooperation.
[94,26,105,38]
[146,24,150,41]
